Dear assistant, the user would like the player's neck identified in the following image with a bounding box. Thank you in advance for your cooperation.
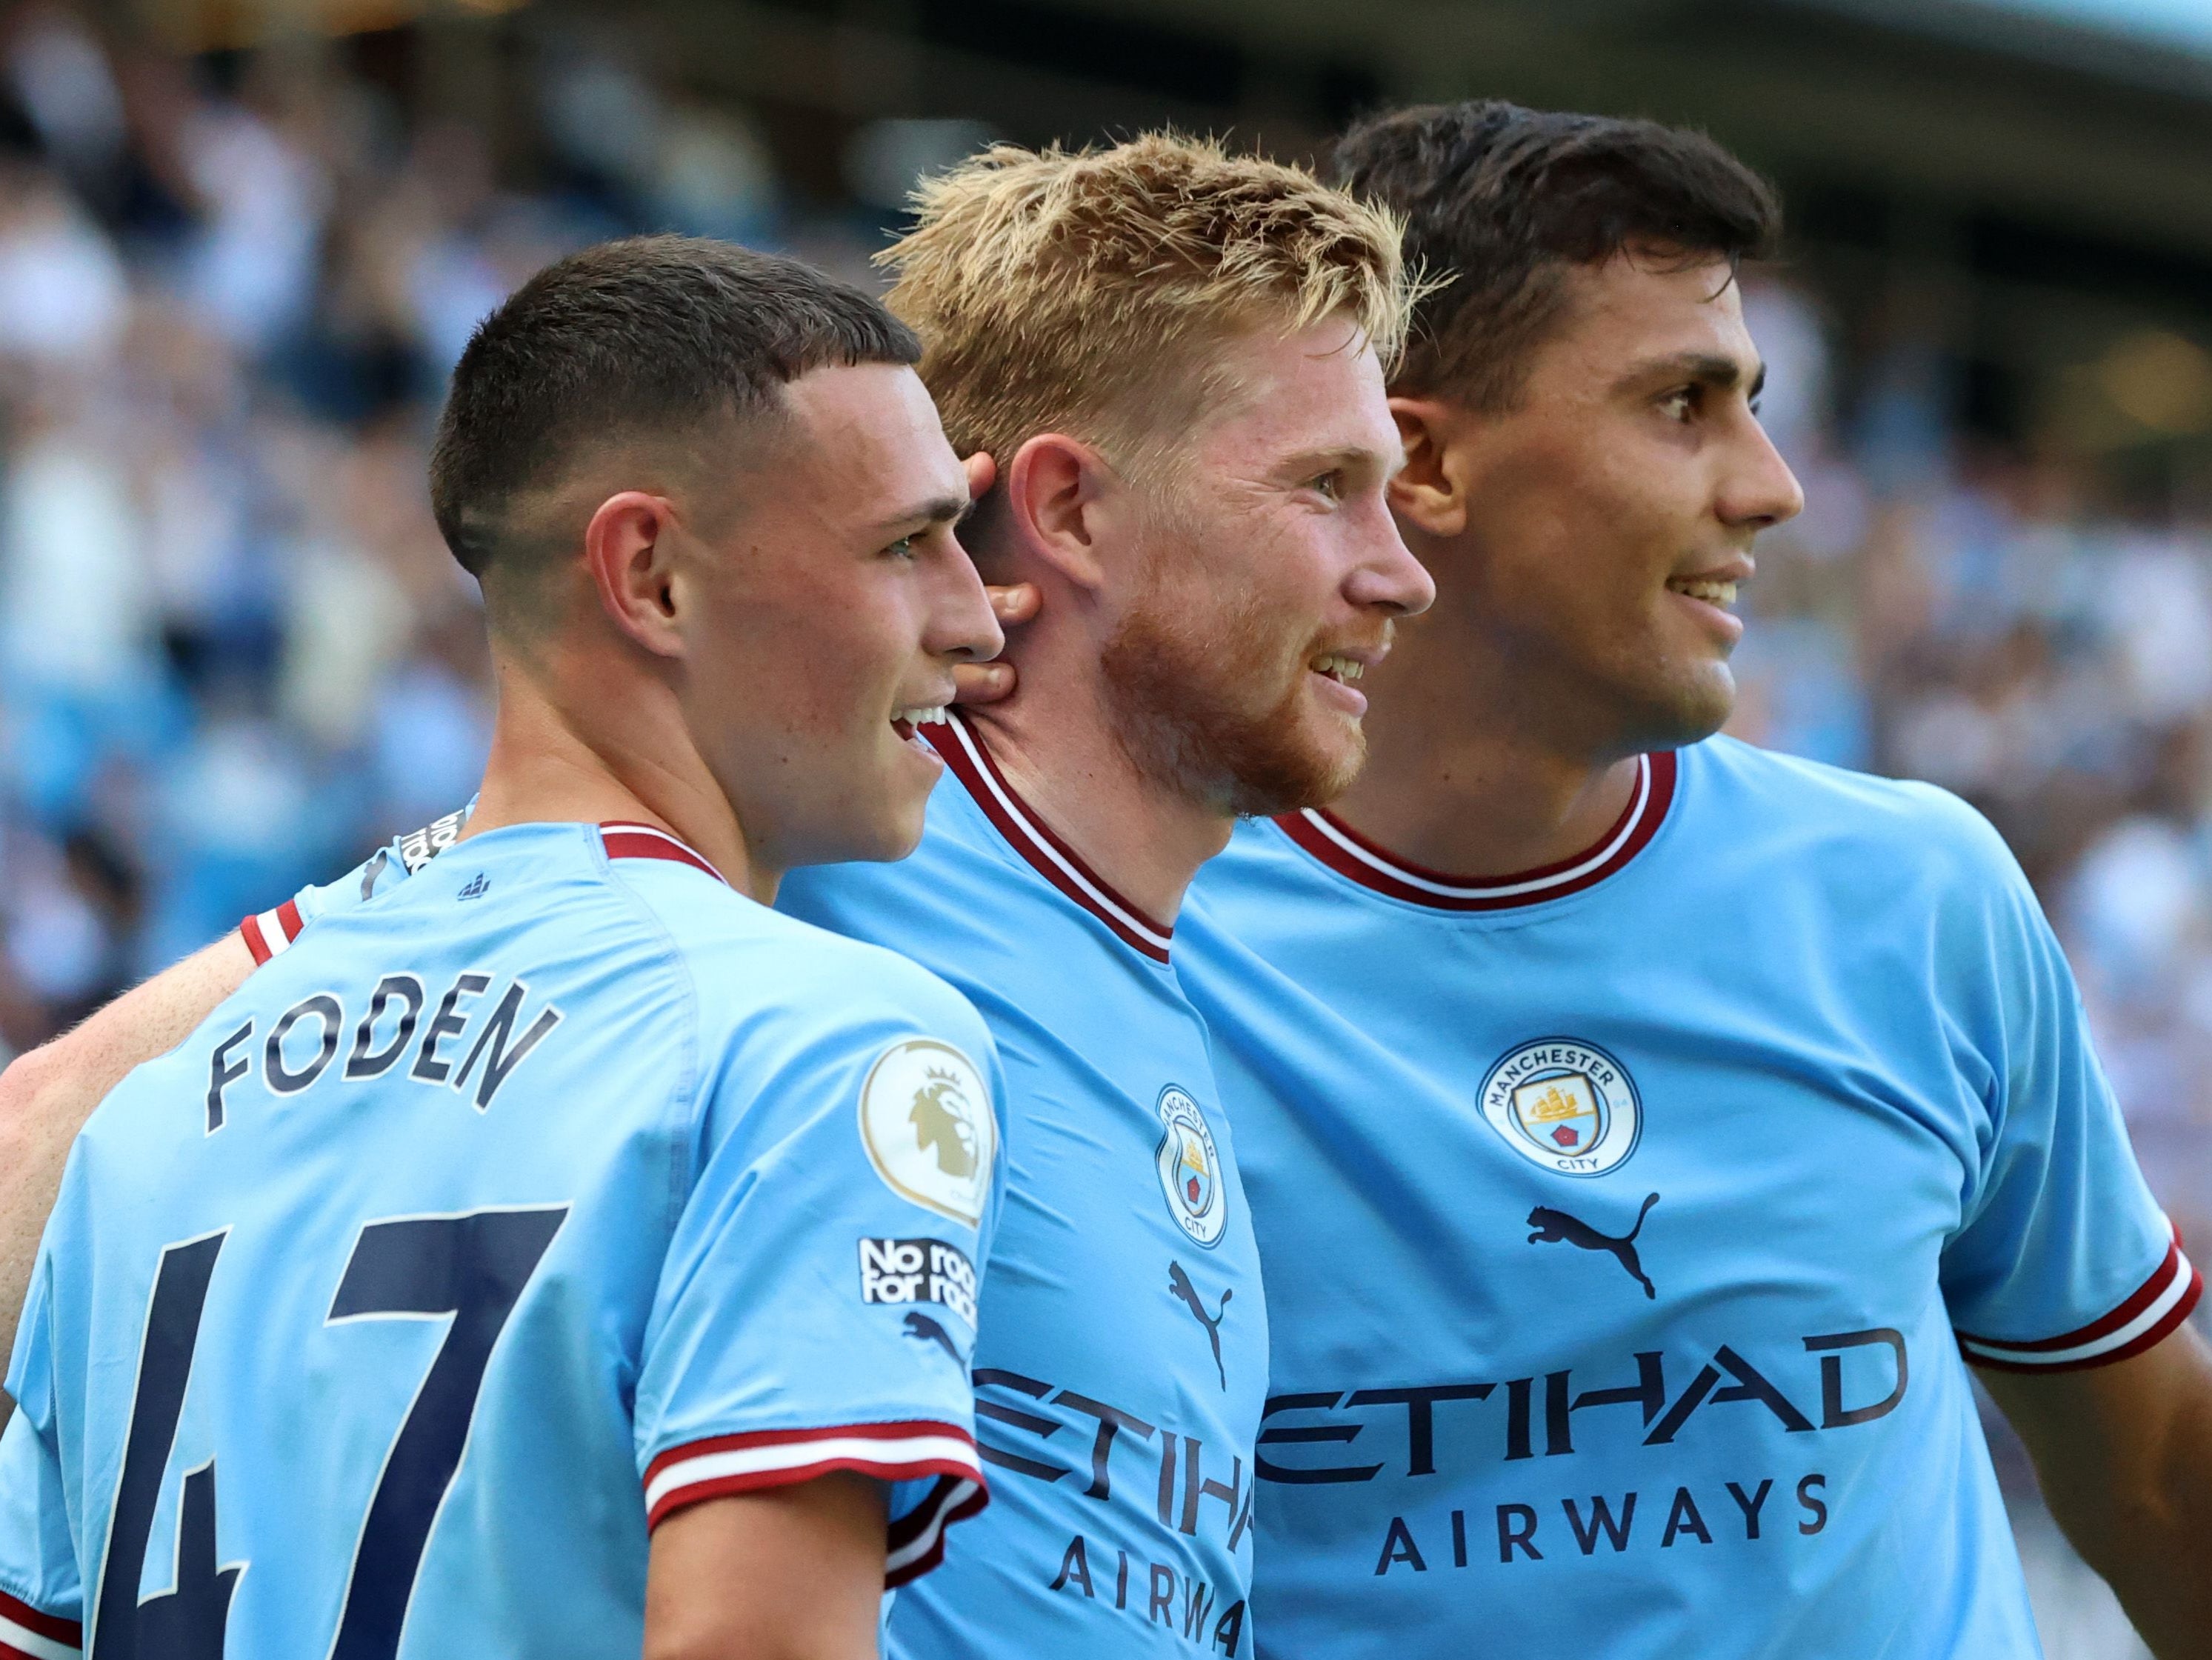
[962,661,1233,928]
[1330,614,1643,879]
[465,648,767,901]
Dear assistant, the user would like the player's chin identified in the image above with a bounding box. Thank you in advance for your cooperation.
[1301,694,1369,779]
[838,800,930,865]
[1227,715,1365,818]
[1632,661,1736,749]
[835,751,938,864]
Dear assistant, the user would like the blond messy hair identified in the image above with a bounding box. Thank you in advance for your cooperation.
[879,133,1414,484]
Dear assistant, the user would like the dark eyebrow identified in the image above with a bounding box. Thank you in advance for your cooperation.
[1618,351,1766,399]
[867,495,971,538]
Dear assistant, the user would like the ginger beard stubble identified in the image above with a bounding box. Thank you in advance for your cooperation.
[1100,532,1372,821]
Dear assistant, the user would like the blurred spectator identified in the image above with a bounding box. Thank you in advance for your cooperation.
[0,9,516,1053]
[176,81,328,356]
[0,162,124,361]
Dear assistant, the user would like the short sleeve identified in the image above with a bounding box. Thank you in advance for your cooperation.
[238,804,471,965]
[1,1262,84,1652]
[1939,818,2199,1373]
[633,956,1003,1586]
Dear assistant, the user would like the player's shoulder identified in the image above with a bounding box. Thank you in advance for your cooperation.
[1688,734,2021,890]
[635,859,987,1047]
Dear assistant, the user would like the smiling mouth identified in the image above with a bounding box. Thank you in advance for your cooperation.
[890,705,948,741]
[1666,577,1739,610]
[1309,653,1367,684]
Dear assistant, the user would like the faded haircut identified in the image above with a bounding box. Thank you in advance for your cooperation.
[879,133,1413,486]
[430,234,919,611]
[1334,101,1781,410]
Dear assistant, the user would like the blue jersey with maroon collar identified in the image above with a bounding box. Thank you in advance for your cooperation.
[217,719,1269,1659]
[781,713,1267,1660]
[1177,736,2194,1660]
[0,819,1003,1659]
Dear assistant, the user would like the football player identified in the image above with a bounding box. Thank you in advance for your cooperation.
[1175,102,2212,1659]
[0,238,1009,1656]
[782,137,1428,1658]
[0,139,1433,1659]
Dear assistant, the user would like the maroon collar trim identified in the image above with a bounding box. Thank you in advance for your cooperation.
[601,821,728,884]
[1276,750,1678,912]
[924,713,1175,962]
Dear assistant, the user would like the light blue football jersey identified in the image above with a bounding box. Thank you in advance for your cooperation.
[0,819,1004,1659]
[1176,736,2196,1660]
[233,716,1270,1657]
[781,714,1267,1659]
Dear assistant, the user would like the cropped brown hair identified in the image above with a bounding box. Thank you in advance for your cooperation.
[430,235,919,591]
[1334,101,1780,410]
[880,133,1413,484]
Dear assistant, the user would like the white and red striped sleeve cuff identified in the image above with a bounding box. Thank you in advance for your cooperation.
[0,1589,80,1660]
[237,897,307,967]
[642,1421,987,1585]
[885,1471,990,1587]
[1958,1229,2203,1373]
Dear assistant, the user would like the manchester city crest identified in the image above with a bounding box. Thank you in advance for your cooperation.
[1153,1085,1227,1247]
[1477,1038,1642,1177]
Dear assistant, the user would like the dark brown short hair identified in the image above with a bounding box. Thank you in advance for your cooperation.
[429,234,920,585]
[1333,101,1781,410]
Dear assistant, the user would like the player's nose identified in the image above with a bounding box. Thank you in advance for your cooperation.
[925,546,1006,663]
[1347,515,1437,617]
[1722,417,1805,532]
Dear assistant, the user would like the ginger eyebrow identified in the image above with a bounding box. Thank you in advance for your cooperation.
[1282,444,1405,481]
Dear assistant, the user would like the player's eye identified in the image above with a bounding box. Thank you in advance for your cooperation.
[884,533,920,561]
[1308,470,1345,503]
[1658,387,1698,423]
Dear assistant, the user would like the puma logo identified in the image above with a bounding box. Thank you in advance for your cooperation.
[903,1311,966,1366]
[1527,1193,1660,1299]
[1167,1261,1232,1390]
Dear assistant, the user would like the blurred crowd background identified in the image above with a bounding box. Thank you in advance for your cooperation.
[0,0,2206,1651]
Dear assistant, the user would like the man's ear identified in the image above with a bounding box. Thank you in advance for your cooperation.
[1388,396,1470,540]
[583,491,687,657]
[1002,433,1117,593]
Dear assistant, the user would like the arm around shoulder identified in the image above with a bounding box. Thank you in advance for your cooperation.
[0,933,257,1359]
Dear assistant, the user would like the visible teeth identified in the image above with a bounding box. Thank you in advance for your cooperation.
[893,706,946,728]
[1310,653,1365,681]
[1669,579,1738,608]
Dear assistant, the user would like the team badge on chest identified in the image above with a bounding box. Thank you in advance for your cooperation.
[1478,1038,1642,1177]
[1154,1085,1227,1247]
